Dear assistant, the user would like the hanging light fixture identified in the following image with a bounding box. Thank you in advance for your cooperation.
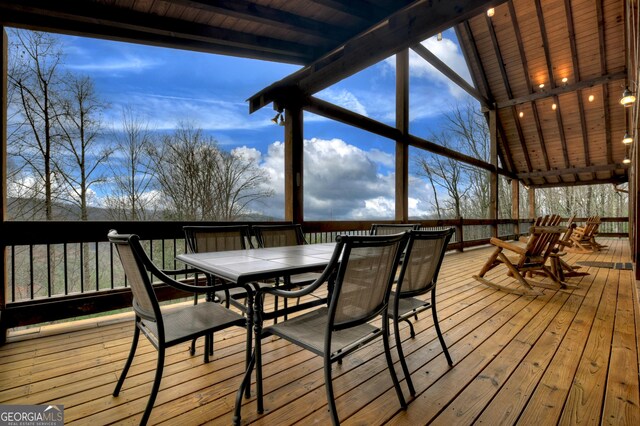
[437,32,443,41]
[623,154,631,164]
[279,114,286,126]
[623,132,633,144]
[271,112,281,124]
[620,86,636,107]
[487,8,495,17]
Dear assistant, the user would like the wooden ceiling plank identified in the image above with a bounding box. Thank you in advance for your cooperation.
[0,0,319,61]
[495,71,627,107]
[530,175,627,189]
[518,162,629,179]
[307,0,397,22]
[485,10,534,174]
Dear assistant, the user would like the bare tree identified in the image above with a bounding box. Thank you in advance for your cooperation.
[104,106,159,220]
[56,75,111,220]
[7,30,66,220]
[151,122,273,221]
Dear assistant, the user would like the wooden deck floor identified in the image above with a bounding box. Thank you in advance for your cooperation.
[1,238,639,425]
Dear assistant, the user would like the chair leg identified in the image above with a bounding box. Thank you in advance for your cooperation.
[394,313,415,396]
[324,358,339,426]
[383,319,407,410]
[139,346,165,426]
[431,291,453,366]
[114,324,140,396]
[402,318,416,338]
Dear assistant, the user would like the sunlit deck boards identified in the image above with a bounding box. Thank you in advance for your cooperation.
[1,238,638,425]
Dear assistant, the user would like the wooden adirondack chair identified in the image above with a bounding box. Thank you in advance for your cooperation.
[549,220,589,280]
[473,225,575,296]
[567,216,606,253]
[518,214,562,243]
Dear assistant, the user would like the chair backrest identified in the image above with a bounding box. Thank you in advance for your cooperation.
[329,233,408,329]
[253,224,306,247]
[396,228,454,297]
[108,230,161,323]
[370,223,420,235]
[520,225,567,266]
[183,225,252,253]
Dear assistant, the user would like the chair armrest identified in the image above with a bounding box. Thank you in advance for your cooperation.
[490,237,526,255]
[162,267,199,276]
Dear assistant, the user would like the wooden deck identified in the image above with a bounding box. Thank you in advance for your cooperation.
[1,238,639,425]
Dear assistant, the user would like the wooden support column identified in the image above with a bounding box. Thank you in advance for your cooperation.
[489,109,498,237]
[284,106,304,224]
[528,187,536,218]
[1,27,7,344]
[511,179,520,237]
[395,49,409,222]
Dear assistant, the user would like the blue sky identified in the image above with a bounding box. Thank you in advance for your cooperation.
[11,28,477,220]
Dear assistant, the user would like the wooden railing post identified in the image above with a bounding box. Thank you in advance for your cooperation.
[0,27,7,344]
[456,217,464,252]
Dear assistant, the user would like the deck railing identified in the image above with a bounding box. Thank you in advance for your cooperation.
[0,216,628,339]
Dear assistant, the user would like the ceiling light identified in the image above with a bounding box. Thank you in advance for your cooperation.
[487,8,495,17]
[623,155,631,164]
[562,77,568,84]
[271,112,281,124]
[623,132,633,144]
[552,103,557,110]
[620,86,636,107]
[588,94,595,102]
[539,83,545,89]
[519,111,524,118]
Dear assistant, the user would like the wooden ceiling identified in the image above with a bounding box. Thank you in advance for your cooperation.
[0,0,635,189]
[457,0,632,188]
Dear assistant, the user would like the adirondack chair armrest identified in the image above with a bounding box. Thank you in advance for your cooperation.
[489,237,527,255]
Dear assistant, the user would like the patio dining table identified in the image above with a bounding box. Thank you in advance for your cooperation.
[176,242,339,423]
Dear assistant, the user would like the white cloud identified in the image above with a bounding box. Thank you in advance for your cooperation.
[249,137,444,220]
[66,54,161,73]
[316,88,368,116]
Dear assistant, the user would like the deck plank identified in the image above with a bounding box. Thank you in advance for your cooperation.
[0,238,638,425]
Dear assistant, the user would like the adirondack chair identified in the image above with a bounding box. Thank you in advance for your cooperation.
[567,216,606,253]
[473,225,575,296]
[518,214,562,243]
[549,219,589,280]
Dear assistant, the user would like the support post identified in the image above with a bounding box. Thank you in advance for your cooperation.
[511,179,520,237]
[284,106,304,224]
[1,27,7,344]
[489,109,498,238]
[528,187,536,218]
[395,49,409,222]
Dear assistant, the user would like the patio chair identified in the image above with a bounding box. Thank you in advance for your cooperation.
[250,233,410,425]
[549,220,589,280]
[567,215,606,253]
[108,230,248,426]
[370,223,420,235]
[391,228,455,396]
[183,225,258,357]
[473,225,574,296]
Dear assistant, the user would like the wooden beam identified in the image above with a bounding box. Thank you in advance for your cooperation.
[249,0,509,112]
[169,0,351,42]
[304,95,517,179]
[0,0,318,63]
[530,175,628,189]
[396,50,409,222]
[511,178,520,236]
[517,163,630,179]
[528,187,535,218]
[456,21,493,103]
[410,43,490,107]
[0,26,6,343]
[308,0,399,21]
[489,110,498,237]
[495,71,627,108]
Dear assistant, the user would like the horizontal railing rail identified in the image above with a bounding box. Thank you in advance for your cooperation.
[0,216,629,339]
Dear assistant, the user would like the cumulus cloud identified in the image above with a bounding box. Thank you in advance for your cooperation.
[253,137,435,220]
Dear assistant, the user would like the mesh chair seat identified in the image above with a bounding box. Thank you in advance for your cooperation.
[389,293,431,318]
[141,302,245,347]
[268,307,380,356]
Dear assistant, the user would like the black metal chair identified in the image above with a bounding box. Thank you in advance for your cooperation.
[183,225,256,357]
[370,223,420,235]
[108,230,249,426]
[391,228,455,397]
[248,232,410,425]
